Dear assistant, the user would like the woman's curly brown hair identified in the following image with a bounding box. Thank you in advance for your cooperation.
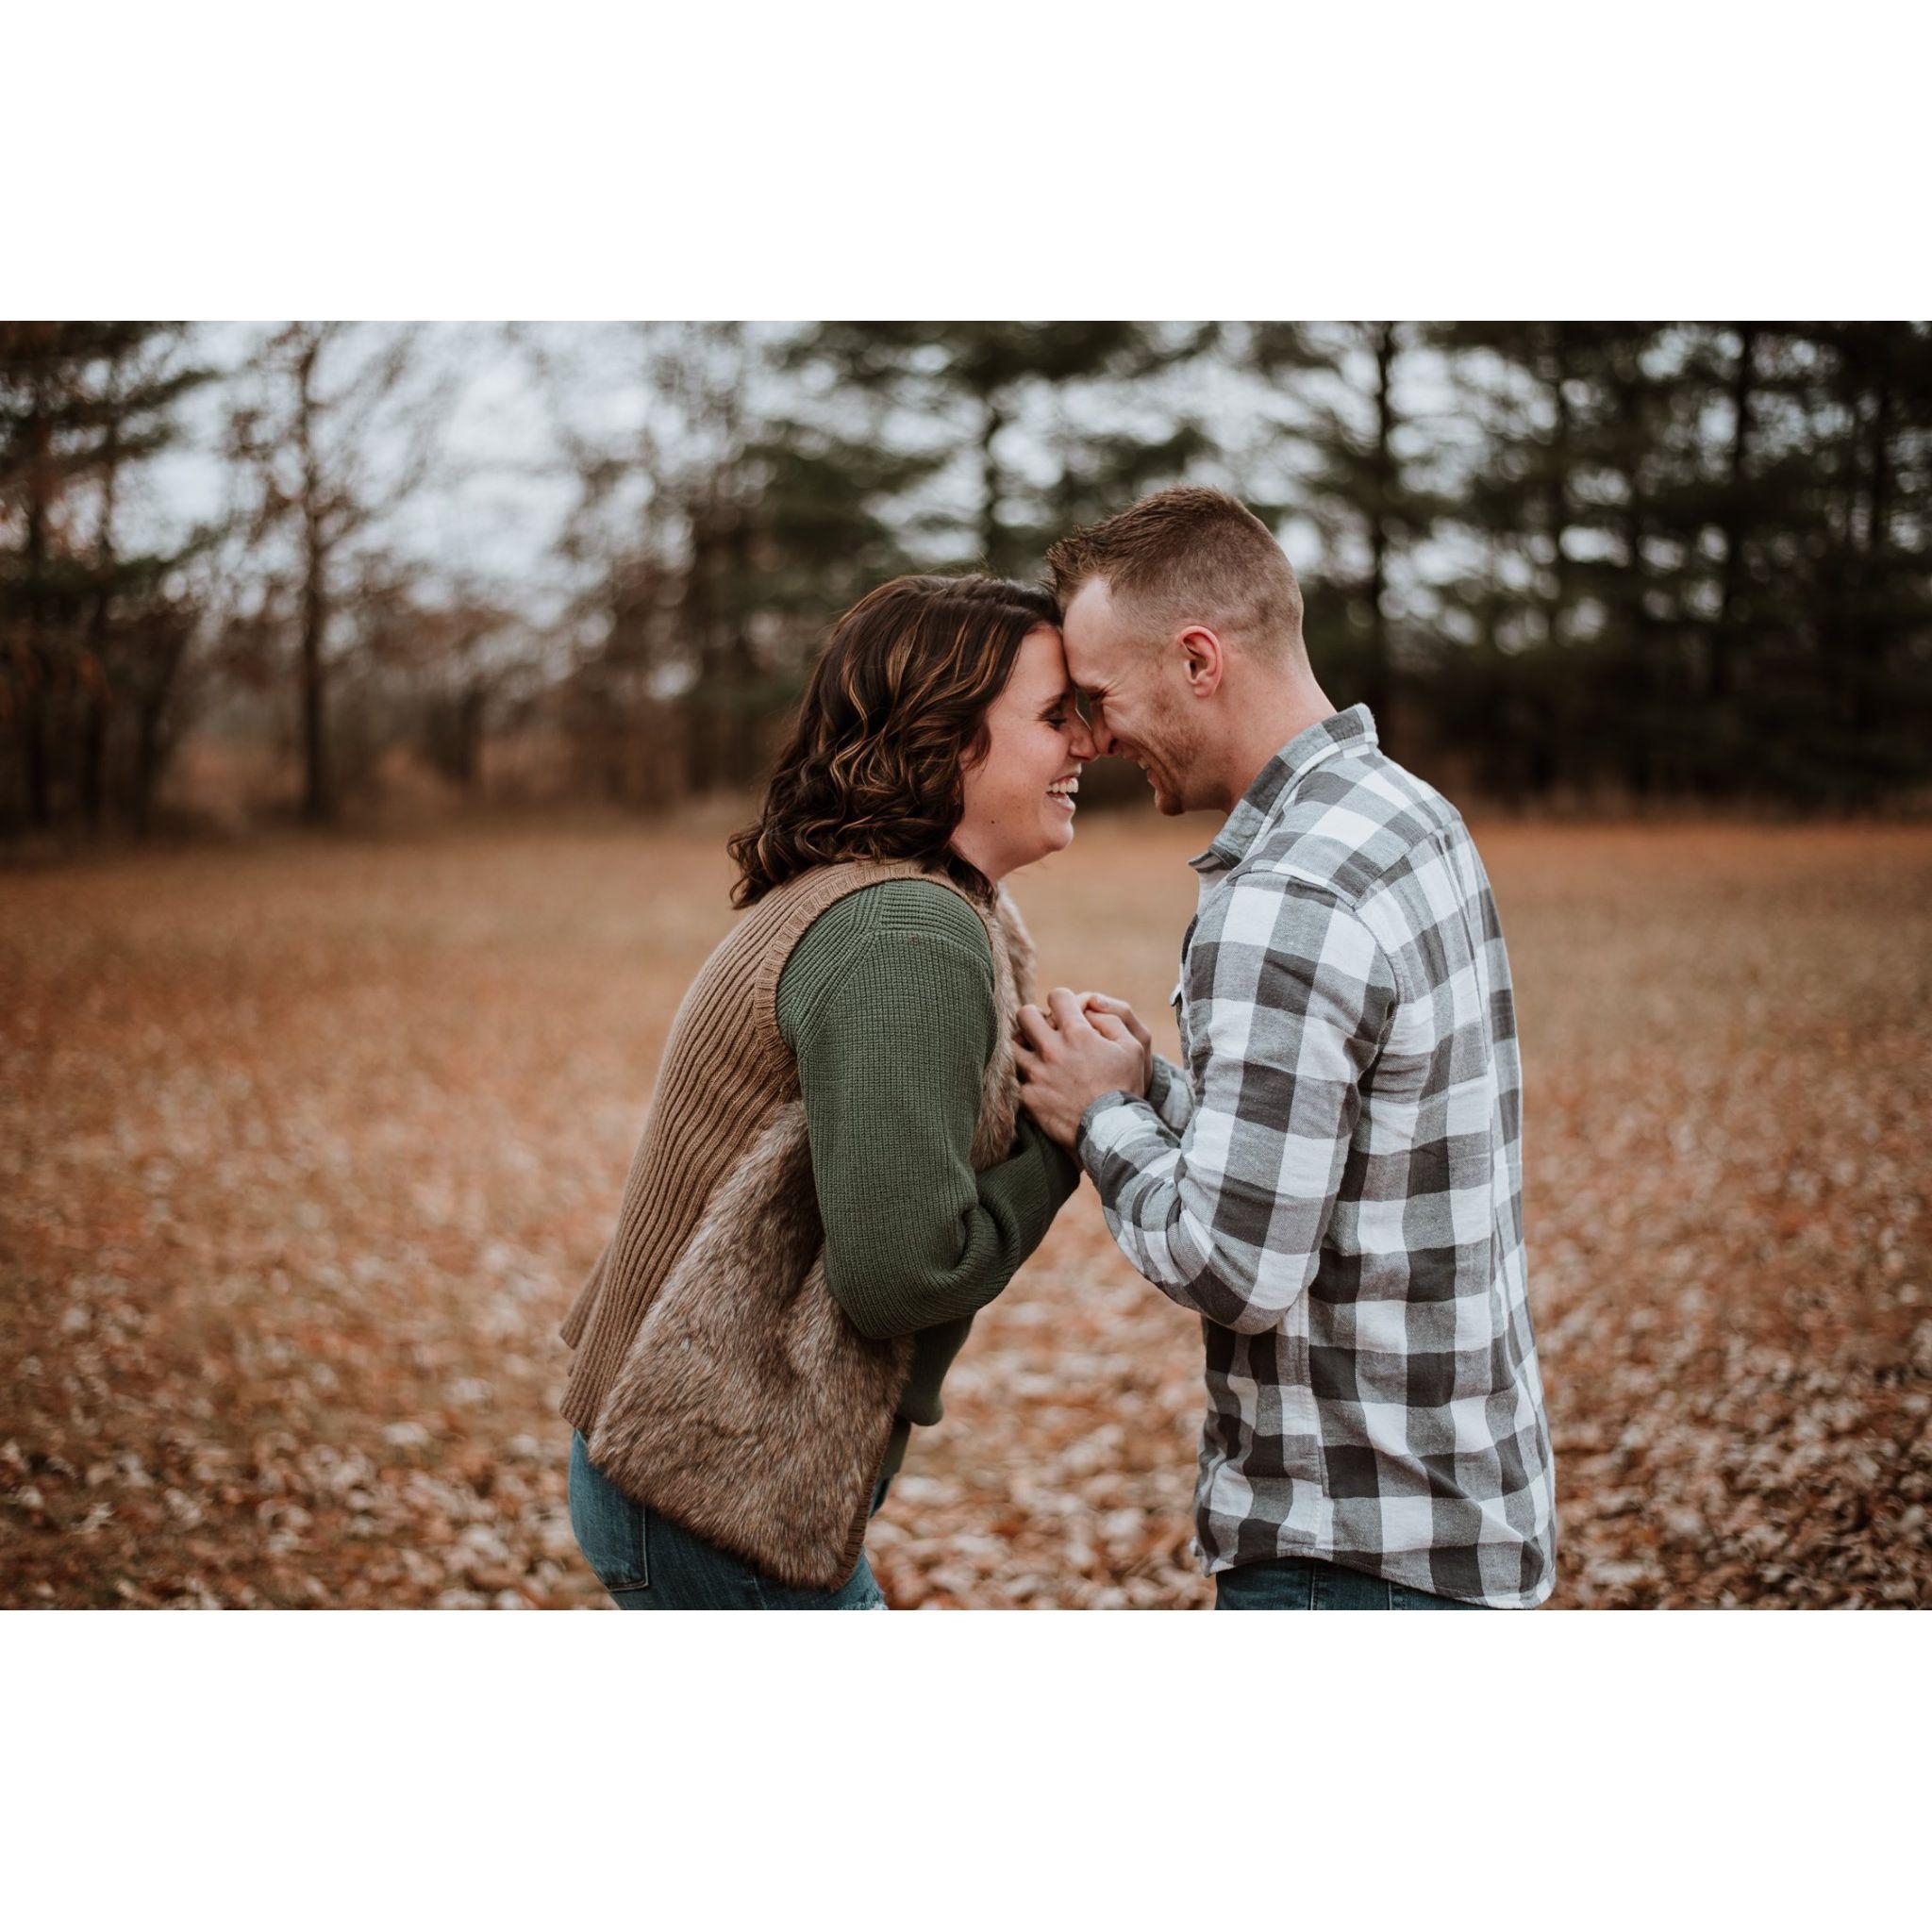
[728,574,1061,908]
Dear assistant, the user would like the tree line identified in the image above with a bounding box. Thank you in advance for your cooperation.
[3,319,1928,838]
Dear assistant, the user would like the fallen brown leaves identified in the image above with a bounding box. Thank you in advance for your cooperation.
[3,815,1927,1607]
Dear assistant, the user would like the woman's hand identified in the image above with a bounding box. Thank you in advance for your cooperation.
[1015,990,1150,1147]
[1075,991,1153,1092]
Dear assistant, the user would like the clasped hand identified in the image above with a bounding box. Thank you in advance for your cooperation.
[1014,988,1152,1149]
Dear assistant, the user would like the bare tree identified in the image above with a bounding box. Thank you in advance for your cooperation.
[539,324,795,796]
[225,323,441,822]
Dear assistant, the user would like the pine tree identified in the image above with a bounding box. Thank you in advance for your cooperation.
[548,323,943,800]
[1243,322,1441,744]
[0,322,210,830]
[1803,322,1932,789]
[787,323,1207,577]
[1670,323,1816,795]
[1429,323,1591,796]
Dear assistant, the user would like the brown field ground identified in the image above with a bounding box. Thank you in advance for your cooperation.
[4,814,1929,1608]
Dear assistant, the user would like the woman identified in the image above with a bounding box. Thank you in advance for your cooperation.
[560,575,1098,1608]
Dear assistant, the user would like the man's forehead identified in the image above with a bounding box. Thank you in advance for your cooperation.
[1063,580,1132,688]
[1064,575,1118,627]
[1061,641,1109,695]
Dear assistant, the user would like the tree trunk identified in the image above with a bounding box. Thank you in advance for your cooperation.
[79,691,108,829]
[1543,324,1573,653]
[300,535,329,820]
[1709,325,1757,711]
[725,506,760,786]
[1615,358,1652,797]
[1539,325,1574,799]
[130,617,187,839]
[979,394,1005,572]
[1365,322,1397,736]
[20,377,54,827]
[18,687,52,827]
[84,381,125,832]
[454,682,486,790]
[682,513,722,795]
[133,691,164,838]
[295,341,332,823]
[1854,357,1894,739]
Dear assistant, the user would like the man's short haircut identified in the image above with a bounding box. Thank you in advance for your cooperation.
[1044,486,1305,655]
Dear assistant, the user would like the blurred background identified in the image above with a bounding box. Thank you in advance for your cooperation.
[3,320,1930,836]
[4,322,1929,1608]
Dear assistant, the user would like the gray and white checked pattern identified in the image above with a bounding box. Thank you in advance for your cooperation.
[1076,706,1557,1607]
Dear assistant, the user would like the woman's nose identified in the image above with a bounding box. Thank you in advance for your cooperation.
[1070,714,1102,760]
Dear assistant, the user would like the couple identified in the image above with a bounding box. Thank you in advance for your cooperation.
[560,486,1557,1611]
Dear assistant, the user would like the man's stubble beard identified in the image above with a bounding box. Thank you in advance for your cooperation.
[1141,687,1206,816]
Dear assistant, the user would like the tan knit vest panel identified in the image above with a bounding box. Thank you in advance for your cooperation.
[558,857,1035,1455]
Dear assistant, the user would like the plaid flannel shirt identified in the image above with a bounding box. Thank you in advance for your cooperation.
[1075,707,1557,1607]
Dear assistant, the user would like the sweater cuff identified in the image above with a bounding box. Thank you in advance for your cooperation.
[1011,1110,1082,1208]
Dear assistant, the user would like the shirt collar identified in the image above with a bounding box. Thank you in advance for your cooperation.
[1189,704,1379,874]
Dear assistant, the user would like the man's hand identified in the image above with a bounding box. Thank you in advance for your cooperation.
[1015,987,1149,1150]
[1074,991,1154,1093]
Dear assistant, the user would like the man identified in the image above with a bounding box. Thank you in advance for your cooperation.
[1016,487,1557,1609]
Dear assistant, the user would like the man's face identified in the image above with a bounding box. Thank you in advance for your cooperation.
[1060,578,1203,816]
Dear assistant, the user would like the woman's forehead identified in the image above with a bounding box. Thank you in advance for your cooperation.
[1007,624,1070,696]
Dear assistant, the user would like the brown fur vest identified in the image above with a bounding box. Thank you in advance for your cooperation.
[582,861,1035,1591]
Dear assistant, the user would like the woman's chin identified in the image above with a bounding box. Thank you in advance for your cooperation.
[1015,819,1075,868]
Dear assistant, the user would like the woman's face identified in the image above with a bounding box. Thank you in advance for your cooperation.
[953,625,1096,883]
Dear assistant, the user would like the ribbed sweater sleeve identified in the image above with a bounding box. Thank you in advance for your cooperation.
[777,880,1079,1342]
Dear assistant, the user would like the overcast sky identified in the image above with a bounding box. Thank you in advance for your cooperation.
[139,321,1474,637]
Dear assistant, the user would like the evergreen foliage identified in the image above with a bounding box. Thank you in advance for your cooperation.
[0,322,212,831]
[4,318,1927,831]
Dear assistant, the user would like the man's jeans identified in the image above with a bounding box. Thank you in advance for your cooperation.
[568,1431,890,1610]
[1214,1552,1479,1611]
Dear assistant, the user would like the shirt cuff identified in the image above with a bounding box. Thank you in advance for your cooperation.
[1147,1056,1187,1121]
[1074,1089,1160,1186]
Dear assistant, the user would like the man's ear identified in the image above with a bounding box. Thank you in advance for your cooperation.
[1177,625,1225,700]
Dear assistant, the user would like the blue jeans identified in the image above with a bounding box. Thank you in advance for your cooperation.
[1214,1552,1479,1610]
[567,1432,889,1610]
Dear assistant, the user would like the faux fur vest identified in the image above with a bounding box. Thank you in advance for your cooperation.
[562,858,1036,1591]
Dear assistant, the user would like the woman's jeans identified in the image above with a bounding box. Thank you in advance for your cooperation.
[568,1432,889,1610]
[1214,1552,1479,1610]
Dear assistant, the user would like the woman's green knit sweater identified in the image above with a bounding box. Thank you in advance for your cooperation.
[775,878,1080,1483]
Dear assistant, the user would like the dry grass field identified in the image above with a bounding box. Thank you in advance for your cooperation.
[4,812,1928,1607]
